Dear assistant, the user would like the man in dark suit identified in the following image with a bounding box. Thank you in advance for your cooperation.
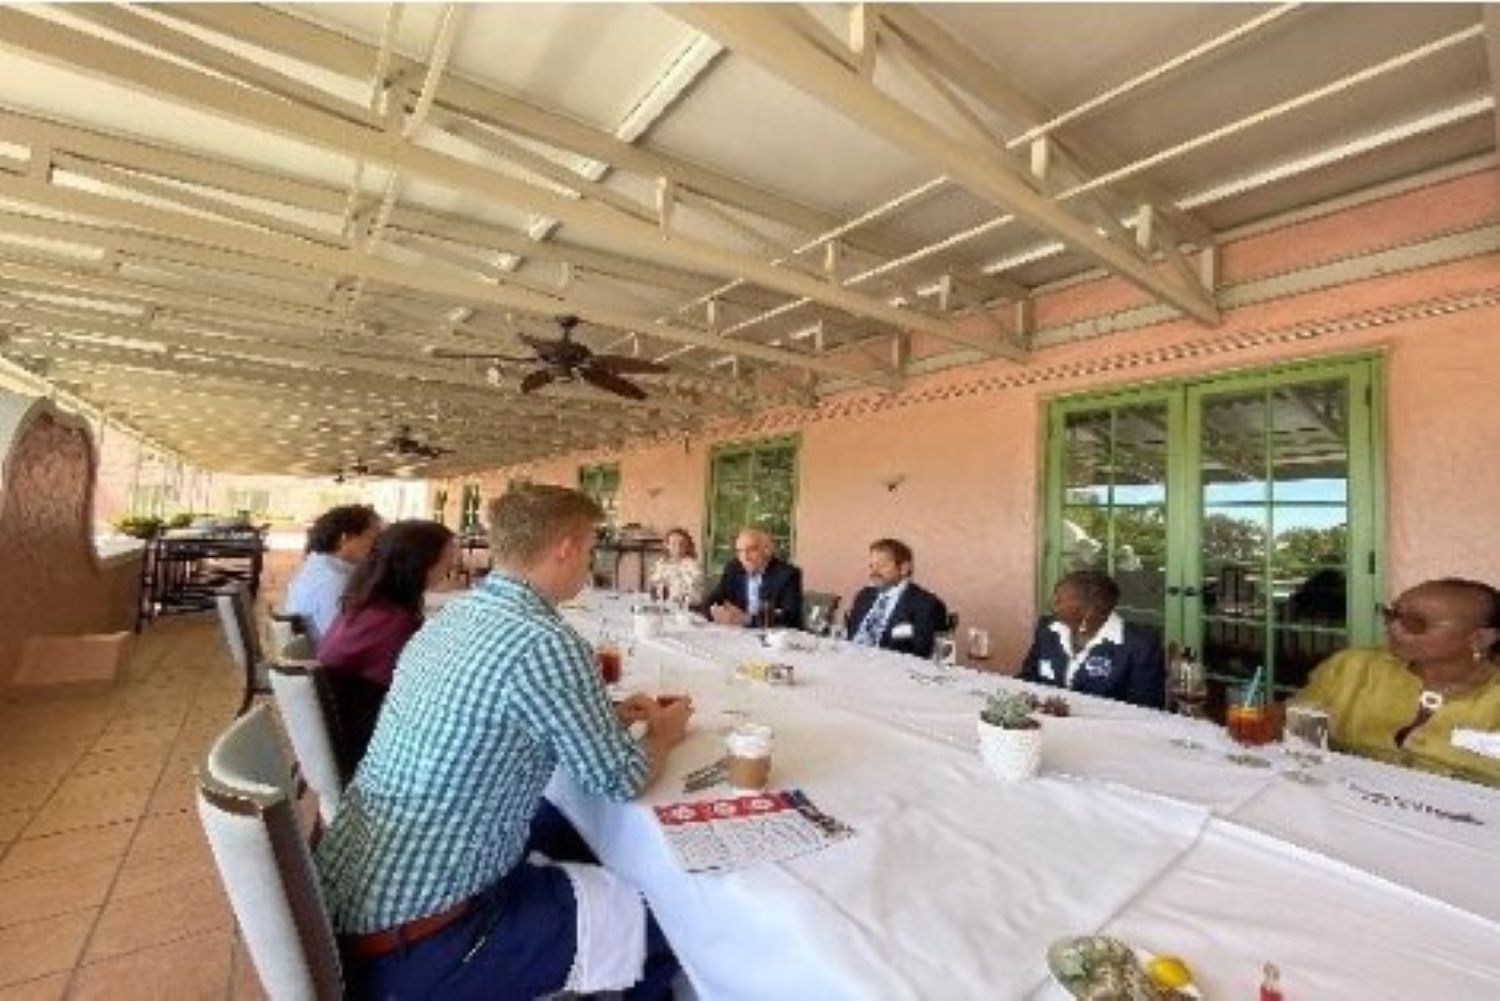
[845,539,949,659]
[1018,570,1165,708]
[704,528,804,629]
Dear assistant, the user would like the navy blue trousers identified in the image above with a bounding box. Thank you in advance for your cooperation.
[344,801,679,1000]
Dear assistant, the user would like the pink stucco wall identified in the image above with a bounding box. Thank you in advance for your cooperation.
[0,399,141,691]
[440,167,1500,667]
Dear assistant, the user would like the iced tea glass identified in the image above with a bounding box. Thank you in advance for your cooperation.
[1227,691,1273,748]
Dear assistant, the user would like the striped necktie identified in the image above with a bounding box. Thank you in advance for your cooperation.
[854,588,897,646]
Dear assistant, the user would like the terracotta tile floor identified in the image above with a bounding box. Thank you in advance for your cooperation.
[0,615,267,1000]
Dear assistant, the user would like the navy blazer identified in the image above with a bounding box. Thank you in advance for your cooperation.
[702,556,805,629]
[845,582,949,659]
[1018,616,1165,709]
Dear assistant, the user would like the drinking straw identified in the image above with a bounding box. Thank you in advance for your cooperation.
[1244,664,1265,706]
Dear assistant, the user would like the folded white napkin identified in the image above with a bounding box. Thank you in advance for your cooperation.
[1450,728,1500,760]
[549,861,649,993]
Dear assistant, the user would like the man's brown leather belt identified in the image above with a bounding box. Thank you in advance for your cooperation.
[342,898,474,960]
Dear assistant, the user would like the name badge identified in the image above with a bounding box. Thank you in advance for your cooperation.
[1038,658,1056,681]
[890,622,914,640]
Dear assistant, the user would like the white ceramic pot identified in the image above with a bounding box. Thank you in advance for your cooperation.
[976,719,1042,782]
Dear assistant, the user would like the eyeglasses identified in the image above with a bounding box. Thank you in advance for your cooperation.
[1378,603,1466,635]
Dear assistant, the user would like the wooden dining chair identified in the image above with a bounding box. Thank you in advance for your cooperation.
[215,584,272,717]
[268,642,347,827]
[196,705,343,1001]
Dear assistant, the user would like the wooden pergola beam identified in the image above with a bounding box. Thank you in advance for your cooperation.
[0,8,998,366]
[671,4,1221,327]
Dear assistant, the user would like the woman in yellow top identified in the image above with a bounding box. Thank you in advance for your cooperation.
[1295,577,1500,787]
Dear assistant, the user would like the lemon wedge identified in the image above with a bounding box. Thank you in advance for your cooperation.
[1145,955,1193,991]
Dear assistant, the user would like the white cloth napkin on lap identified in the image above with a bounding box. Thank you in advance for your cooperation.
[550,861,649,993]
[1451,728,1500,759]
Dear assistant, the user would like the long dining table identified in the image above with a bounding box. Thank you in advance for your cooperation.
[544,592,1500,1000]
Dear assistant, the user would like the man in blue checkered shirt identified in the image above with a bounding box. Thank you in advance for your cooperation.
[317,485,691,999]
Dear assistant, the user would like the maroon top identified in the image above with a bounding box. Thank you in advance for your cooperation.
[318,602,422,690]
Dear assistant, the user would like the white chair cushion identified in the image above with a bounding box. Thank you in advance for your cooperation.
[269,665,344,826]
[197,706,341,1001]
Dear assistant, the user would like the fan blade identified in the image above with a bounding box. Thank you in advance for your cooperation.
[579,365,648,400]
[518,332,561,360]
[590,353,669,375]
[520,369,556,394]
[426,347,534,363]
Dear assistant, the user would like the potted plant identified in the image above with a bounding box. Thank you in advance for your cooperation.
[977,690,1044,782]
[113,514,164,540]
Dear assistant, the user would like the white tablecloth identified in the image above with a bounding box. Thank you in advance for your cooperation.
[549,598,1500,999]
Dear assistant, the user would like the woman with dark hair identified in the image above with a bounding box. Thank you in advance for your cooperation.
[1294,577,1500,786]
[319,519,457,767]
[1018,570,1166,708]
[647,527,704,604]
[285,504,384,645]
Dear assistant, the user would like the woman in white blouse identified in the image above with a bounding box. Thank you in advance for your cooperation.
[648,528,704,604]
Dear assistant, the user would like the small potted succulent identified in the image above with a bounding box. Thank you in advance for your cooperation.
[977,690,1044,782]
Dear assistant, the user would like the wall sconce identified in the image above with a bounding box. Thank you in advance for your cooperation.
[882,474,907,492]
[647,486,663,499]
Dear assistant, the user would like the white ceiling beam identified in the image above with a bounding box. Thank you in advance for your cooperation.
[0,9,968,372]
[68,4,387,131]
[509,32,723,263]
[877,5,1216,250]
[2,338,672,445]
[1484,6,1500,150]
[1,103,703,298]
[153,4,1016,310]
[4,301,718,421]
[150,3,856,239]
[0,166,892,389]
[672,4,1220,327]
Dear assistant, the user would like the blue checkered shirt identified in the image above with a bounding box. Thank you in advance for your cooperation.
[316,574,648,933]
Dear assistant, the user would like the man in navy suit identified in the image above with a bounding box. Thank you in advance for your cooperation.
[704,528,804,629]
[1019,570,1165,708]
[845,539,949,659]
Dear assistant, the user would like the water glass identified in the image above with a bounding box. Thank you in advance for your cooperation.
[932,634,958,668]
[967,627,991,662]
[806,604,828,638]
[1284,703,1331,765]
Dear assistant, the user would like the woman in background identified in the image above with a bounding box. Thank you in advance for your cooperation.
[648,527,704,604]
[1294,577,1500,786]
[319,519,457,769]
[1018,570,1166,709]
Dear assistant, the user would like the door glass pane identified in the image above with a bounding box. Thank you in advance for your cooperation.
[1063,411,1111,504]
[1113,406,1167,505]
[1197,378,1354,692]
[1202,393,1267,504]
[1112,506,1166,632]
[1055,400,1169,632]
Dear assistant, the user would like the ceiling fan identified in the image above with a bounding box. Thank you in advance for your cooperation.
[427,314,668,401]
[333,459,372,484]
[382,425,452,461]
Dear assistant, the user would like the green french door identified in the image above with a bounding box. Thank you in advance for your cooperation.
[704,436,799,572]
[1043,356,1382,696]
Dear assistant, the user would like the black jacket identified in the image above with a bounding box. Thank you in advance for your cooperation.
[845,582,949,659]
[1018,616,1165,709]
[702,556,804,629]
